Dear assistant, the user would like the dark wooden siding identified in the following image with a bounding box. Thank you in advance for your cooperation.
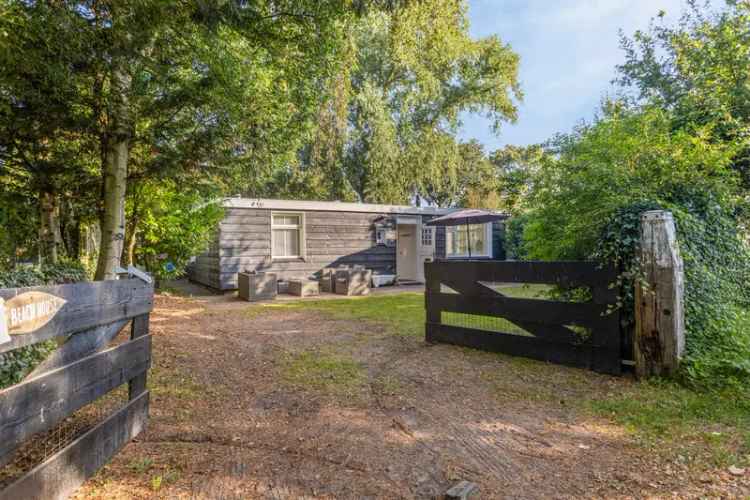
[191,208,401,290]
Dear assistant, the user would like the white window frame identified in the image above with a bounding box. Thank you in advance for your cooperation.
[421,226,434,248]
[271,212,305,260]
[445,223,492,258]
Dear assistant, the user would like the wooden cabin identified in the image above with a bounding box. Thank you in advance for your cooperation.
[189,198,505,291]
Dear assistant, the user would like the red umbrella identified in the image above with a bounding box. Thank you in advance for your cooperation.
[425,209,508,258]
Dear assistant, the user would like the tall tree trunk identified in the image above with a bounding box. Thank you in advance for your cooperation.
[124,218,138,266]
[95,67,132,280]
[39,188,63,265]
[123,182,141,266]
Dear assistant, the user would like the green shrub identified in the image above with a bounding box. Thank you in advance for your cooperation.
[593,196,750,389]
[0,261,89,388]
[504,214,529,260]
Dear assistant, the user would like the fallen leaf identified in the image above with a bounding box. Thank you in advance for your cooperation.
[728,466,746,476]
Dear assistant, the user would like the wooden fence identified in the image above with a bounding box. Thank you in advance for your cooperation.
[425,261,623,375]
[0,278,153,499]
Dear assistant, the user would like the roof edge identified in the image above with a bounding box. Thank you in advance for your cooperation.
[222,198,455,215]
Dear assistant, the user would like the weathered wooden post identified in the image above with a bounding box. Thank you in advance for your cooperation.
[635,210,685,378]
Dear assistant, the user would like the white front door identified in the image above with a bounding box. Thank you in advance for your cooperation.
[396,223,418,281]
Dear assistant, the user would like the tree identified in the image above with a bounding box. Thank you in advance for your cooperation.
[487,144,545,213]
[296,0,522,204]
[617,1,750,192]
[524,104,740,260]
[1,0,363,278]
[0,1,99,265]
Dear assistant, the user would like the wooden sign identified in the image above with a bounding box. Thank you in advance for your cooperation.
[0,292,67,343]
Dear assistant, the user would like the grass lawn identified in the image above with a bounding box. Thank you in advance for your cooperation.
[250,290,750,470]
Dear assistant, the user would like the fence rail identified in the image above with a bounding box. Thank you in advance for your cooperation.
[0,278,153,500]
[425,260,623,375]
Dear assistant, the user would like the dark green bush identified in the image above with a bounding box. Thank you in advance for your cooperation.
[0,260,89,388]
[504,214,529,260]
[593,197,750,389]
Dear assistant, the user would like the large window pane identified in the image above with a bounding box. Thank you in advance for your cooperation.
[273,228,300,257]
[447,224,487,256]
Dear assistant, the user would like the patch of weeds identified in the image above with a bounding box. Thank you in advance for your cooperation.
[129,457,154,474]
[245,305,272,319]
[281,349,366,397]
[481,352,597,404]
[371,373,403,396]
[151,469,180,491]
[587,379,750,468]
[150,364,204,401]
[151,475,163,491]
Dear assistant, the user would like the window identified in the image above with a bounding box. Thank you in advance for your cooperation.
[272,213,304,259]
[421,227,434,247]
[446,223,491,258]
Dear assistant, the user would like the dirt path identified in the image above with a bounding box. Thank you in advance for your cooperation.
[74,292,747,499]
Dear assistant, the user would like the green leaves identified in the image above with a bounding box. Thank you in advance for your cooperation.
[300,0,521,204]
[524,105,741,261]
[132,181,224,280]
[617,1,750,191]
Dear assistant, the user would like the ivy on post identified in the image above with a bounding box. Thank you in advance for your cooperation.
[635,211,686,378]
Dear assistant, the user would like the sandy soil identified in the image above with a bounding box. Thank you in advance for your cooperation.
[72,291,749,499]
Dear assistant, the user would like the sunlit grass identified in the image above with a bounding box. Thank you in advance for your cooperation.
[587,379,750,468]
[281,349,367,397]
[254,292,427,337]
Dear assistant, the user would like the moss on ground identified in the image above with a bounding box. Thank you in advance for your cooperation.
[280,349,367,398]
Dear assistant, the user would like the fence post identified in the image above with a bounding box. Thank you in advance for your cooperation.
[129,314,150,400]
[424,262,441,343]
[635,210,685,378]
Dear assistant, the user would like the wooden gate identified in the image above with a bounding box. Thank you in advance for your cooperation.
[0,278,153,499]
[425,261,623,375]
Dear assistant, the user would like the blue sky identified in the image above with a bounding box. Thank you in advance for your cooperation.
[458,0,704,150]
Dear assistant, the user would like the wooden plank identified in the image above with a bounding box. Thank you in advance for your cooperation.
[429,292,611,328]
[305,233,374,241]
[426,324,620,375]
[0,391,149,500]
[219,224,270,233]
[306,242,383,251]
[220,243,271,256]
[0,279,153,354]
[304,212,381,222]
[426,261,616,289]
[306,226,374,234]
[129,315,149,400]
[218,235,270,245]
[425,265,441,325]
[220,215,270,225]
[434,267,618,344]
[26,320,130,378]
[223,208,268,218]
[0,335,151,464]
